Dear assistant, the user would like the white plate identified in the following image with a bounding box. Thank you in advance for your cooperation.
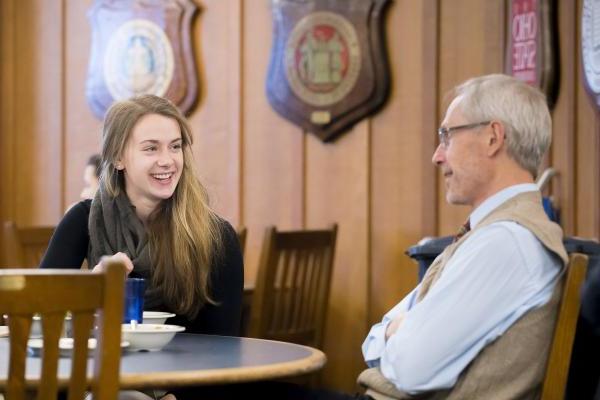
[122,324,185,333]
[27,338,130,357]
[0,326,8,338]
[142,311,175,324]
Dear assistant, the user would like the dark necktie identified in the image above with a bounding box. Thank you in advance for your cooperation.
[453,219,471,243]
[417,218,472,302]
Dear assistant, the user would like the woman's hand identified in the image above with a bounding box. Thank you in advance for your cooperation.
[92,252,134,275]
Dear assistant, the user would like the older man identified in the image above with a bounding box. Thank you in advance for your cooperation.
[361,74,568,399]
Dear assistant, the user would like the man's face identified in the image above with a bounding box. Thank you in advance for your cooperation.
[432,97,491,208]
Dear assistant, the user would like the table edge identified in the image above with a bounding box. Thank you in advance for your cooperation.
[118,346,327,389]
[0,337,328,389]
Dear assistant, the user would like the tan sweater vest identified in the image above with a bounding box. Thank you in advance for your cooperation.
[359,191,568,400]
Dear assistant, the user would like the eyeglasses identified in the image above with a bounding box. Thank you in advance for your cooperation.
[437,121,491,147]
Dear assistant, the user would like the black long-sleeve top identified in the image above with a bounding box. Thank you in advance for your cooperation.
[40,200,244,336]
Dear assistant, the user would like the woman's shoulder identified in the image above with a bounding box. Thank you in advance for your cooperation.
[79,198,92,213]
[57,199,92,234]
[65,199,92,219]
[211,216,242,262]
[215,216,235,235]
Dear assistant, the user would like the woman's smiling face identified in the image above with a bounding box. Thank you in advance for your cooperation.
[117,113,184,212]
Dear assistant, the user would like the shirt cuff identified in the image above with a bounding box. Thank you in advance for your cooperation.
[362,321,390,367]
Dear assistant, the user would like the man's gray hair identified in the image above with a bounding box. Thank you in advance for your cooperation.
[454,74,551,178]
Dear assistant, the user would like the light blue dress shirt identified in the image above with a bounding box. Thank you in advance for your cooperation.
[361,184,563,393]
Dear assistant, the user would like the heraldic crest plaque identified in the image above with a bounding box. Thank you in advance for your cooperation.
[266,0,391,142]
[582,0,600,110]
[86,0,199,119]
[504,0,558,108]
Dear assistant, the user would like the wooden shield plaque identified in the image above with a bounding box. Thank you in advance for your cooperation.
[266,0,391,142]
[504,0,558,108]
[86,0,199,119]
[582,0,600,110]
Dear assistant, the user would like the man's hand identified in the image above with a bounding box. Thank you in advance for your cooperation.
[92,252,134,275]
[385,312,405,340]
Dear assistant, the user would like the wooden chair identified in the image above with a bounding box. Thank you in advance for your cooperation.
[0,261,126,400]
[2,222,55,267]
[541,252,589,400]
[237,226,247,255]
[248,224,337,349]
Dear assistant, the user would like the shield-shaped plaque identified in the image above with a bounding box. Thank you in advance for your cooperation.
[504,0,558,108]
[266,0,391,142]
[582,0,600,110]
[86,0,199,119]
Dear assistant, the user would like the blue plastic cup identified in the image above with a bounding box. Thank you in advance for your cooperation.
[124,278,145,323]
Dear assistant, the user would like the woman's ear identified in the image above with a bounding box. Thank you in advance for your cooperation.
[115,161,124,170]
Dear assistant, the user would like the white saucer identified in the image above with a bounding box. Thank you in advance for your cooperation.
[142,311,176,324]
[28,338,130,357]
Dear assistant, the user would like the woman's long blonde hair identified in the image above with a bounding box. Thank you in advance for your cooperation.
[101,95,222,318]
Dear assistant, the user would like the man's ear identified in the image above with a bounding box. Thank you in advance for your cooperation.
[487,121,505,156]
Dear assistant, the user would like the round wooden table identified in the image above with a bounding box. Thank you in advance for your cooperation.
[0,333,327,389]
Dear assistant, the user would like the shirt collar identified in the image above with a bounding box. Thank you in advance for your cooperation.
[470,183,539,229]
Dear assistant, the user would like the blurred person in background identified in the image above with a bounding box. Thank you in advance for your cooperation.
[80,153,101,200]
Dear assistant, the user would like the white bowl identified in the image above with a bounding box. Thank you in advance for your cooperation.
[121,324,185,351]
[142,311,175,324]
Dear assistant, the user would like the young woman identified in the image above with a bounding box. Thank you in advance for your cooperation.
[41,95,243,336]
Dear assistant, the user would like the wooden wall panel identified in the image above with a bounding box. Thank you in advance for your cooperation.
[306,125,370,390]
[551,0,577,235]
[0,0,16,263]
[14,0,63,225]
[190,0,242,226]
[437,0,505,235]
[576,0,600,240]
[64,0,101,210]
[369,0,437,327]
[576,97,600,239]
[241,0,305,285]
[0,0,16,227]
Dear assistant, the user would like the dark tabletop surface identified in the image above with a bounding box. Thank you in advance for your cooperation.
[0,333,327,389]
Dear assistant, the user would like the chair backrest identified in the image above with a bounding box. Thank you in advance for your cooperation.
[2,222,55,267]
[0,261,125,400]
[237,226,248,255]
[541,252,589,400]
[248,224,337,348]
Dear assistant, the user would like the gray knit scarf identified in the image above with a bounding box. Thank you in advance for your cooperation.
[88,186,163,309]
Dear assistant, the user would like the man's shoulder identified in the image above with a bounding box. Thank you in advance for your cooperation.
[464,221,561,275]
[471,220,532,243]
[478,220,561,254]
[461,222,543,263]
